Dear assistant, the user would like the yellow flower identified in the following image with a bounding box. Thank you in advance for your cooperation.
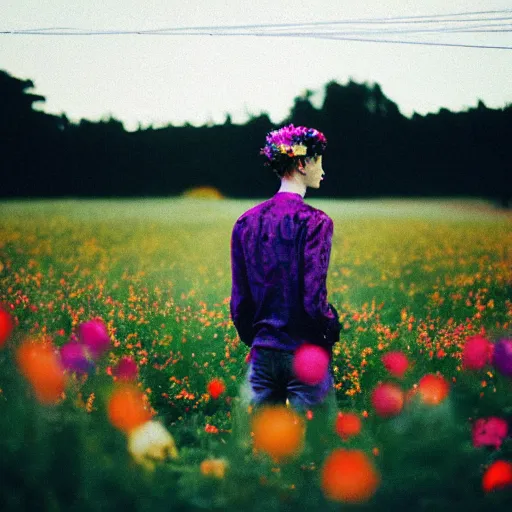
[277,144,307,156]
[127,420,179,471]
[291,144,307,156]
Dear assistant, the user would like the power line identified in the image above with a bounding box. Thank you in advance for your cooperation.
[1,9,511,50]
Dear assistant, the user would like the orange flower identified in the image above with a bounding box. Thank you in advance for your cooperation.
[418,374,450,405]
[16,340,67,405]
[335,412,362,440]
[107,384,152,434]
[251,405,305,461]
[321,449,380,503]
[200,458,228,479]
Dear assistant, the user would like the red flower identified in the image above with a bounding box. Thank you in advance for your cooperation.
[207,378,226,399]
[381,351,409,378]
[0,306,14,347]
[205,423,219,434]
[472,417,508,449]
[482,460,512,493]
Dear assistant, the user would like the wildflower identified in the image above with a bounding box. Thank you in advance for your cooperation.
[462,335,492,371]
[321,449,380,503]
[107,384,152,434]
[418,374,450,405]
[200,458,229,479]
[335,412,362,440]
[381,351,409,378]
[482,460,512,493]
[128,420,179,471]
[251,405,305,461]
[371,382,404,418]
[0,305,14,347]
[16,340,67,405]
[113,356,138,381]
[293,344,329,385]
[492,338,512,377]
[60,341,93,374]
[79,318,111,360]
[205,423,219,434]
[206,379,226,400]
[472,417,508,449]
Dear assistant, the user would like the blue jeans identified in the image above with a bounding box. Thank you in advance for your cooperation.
[245,347,337,413]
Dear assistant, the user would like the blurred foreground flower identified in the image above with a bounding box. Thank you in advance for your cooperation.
[472,417,509,450]
[492,338,512,378]
[462,335,493,371]
[371,382,404,418]
[482,460,512,493]
[335,412,362,440]
[60,341,93,374]
[251,405,305,461]
[0,305,14,347]
[79,319,111,360]
[128,420,178,471]
[108,383,152,434]
[321,449,380,503]
[200,458,229,479]
[16,339,67,405]
[418,374,450,405]
[113,356,138,381]
[292,344,329,385]
[381,351,409,378]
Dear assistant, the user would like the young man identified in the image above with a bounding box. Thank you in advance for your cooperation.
[230,124,341,414]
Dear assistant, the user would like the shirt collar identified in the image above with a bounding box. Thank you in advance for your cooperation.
[274,191,304,200]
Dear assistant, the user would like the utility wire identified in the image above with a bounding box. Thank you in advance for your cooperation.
[1,8,511,49]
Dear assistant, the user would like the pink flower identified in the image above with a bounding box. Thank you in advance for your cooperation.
[60,341,93,374]
[79,319,111,360]
[113,356,138,381]
[472,417,509,449]
[381,351,409,378]
[462,335,492,371]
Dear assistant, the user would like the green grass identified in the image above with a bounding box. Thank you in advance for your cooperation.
[0,197,511,511]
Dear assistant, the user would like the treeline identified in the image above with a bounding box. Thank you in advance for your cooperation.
[1,69,510,204]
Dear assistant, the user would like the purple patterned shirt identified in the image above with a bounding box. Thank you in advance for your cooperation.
[230,191,341,353]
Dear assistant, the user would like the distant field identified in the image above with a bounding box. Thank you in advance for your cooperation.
[0,197,511,510]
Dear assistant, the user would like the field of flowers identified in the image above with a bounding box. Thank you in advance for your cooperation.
[0,197,511,511]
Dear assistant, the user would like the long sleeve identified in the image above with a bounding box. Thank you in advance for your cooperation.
[302,215,341,348]
[230,222,255,347]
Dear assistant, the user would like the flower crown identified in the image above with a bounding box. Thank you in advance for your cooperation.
[260,124,327,163]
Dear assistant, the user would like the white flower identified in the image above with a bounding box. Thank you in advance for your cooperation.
[127,420,179,470]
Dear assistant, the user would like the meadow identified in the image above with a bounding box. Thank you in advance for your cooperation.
[0,197,511,511]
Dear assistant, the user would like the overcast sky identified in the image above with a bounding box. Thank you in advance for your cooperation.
[1,0,511,131]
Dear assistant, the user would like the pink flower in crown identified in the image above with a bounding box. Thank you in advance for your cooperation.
[79,319,111,360]
[472,417,509,449]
